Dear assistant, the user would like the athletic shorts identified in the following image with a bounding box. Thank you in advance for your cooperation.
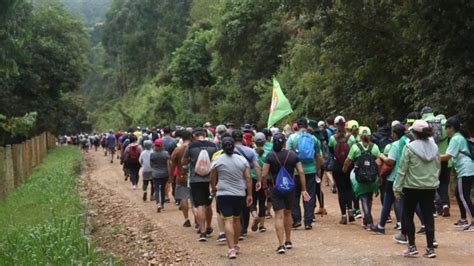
[108,147,115,153]
[142,171,152,181]
[190,182,210,207]
[175,184,190,200]
[217,196,245,218]
[271,188,295,212]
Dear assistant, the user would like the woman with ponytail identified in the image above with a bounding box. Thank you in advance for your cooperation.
[440,117,474,232]
[210,137,253,259]
[262,133,310,254]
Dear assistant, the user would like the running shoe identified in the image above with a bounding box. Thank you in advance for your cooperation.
[259,226,267,232]
[371,224,385,234]
[132,185,136,190]
[339,215,348,225]
[284,240,293,249]
[331,184,337,194]
[251,217,261,232]
[194,223,199,231]
[463,223,474,232]
[454,219,469,228]
[198,233,207,242]
[442,206,450,217]
[393,233,408,244]
[183,219,191,227]
[417,227,426,234]
[403,245,418,257]
[387,215,392,224]
[394,222,401,230]
[227,248,236,259]
[217,233,226,242]
[164,197,170,203]
[304,224,312,230]
[292,222,302,229]
[234,244,241,254]
[433,239,439,248]
[276,245,286,254]
[354,209,362,219]
[423,248,436,258]
[205,227,213,236]
[348,210,355,222]
[265,211,272,219]
[156,203,162,213]
[142,192,147,201]
[239,232,247,240]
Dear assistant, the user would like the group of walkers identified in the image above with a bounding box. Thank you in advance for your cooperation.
[71,106,473,260]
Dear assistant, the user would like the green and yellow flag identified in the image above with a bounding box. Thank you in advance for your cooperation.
[267,78,293,128]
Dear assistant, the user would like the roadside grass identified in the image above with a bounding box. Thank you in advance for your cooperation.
[0,146,115,265]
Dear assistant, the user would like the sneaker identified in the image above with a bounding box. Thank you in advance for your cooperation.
[463,222,474,232]
[331,184,337,194]
[234,244,241,254]
[164,197,170,203]
[265,211,272,219]
[183,219,191,227]
[305,224,312,230]
[442,206,450,217]
[423,248,436,258]
[403,245,419,257]
[354,209,362,219]
[175,200,180,206]
[276,245,286,254]
[454,219,469,228]
[217,233,226,242]
[292,222,302,229]
[393,233,408,244]
[284,240,293,249]
[205,227,213,236]
[394,222,402,230]
[348,210,355,222]
[433,213,438,218]
[259,225,267,232]
[417,227,426,234]
[371,224,385,234]
[198,233,207,242]
[387,215,393,224]
[157,203,162,213]
[251,217,261,232]
[227,248,237,259]
[143,192,147,201]
[339,215,348,225]
[132,185,136,190]
[433,239,439,248]
[194,223,199,231]
[239,232,247,240]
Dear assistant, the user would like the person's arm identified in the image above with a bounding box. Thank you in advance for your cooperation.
[440,154,452,161]
[296,162,310,201]
[253,159,262,190]
[244,167,253,206]
[342,158,352,173]
[210,168,217,194]
[262,163,270,197]
[316,153,322,179]
[181,146,190,165]
[393,147,409,200]
[167,159,173,182]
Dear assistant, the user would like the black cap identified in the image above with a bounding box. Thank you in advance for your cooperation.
[376,116,387,127]
[262,128,272,138]
[445,116,460,130]
[392,124,405,139]
[273,132,286,144]
[192,127,206,135]
[420,106,433,115]
[242,124,252,133]
[231,130,243,141]
[222,137,234,147]
[296,117,308,127]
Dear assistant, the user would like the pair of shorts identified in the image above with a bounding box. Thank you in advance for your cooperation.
[190,182,211,207]
[142,171,152,181]
[271,188,295,212]
[217,196,245,218]
[175,184,190,200]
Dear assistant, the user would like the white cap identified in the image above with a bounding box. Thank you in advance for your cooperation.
[334,115,345,126]
[391,120,401,127]
[318,121,325,128]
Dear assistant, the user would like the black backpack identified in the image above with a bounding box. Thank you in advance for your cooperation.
[460,138,474,161]
[354,143,378,183]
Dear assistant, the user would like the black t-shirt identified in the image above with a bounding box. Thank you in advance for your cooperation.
[183,140,218,182]
[264,150,300,182]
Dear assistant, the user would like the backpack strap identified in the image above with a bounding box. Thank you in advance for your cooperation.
[235,145,251,164]
[367,143,374,153]
[356,142,364,152]
[273,151,282,166]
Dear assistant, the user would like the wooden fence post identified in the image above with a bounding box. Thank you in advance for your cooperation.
[5,145,14,193]
[21,142,28,180]
[0,147,5,199]
[12,144,23,187]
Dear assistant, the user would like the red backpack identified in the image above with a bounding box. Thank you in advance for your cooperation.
[127,145,140,164]
[334,134,350,165]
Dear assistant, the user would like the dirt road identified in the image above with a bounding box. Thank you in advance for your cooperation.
[85,150,472,265]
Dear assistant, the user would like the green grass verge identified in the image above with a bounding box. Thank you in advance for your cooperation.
[0,146,113,265]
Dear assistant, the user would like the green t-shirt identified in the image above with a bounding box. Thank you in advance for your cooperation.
[446,132,474,178]
[286,131,321,174]
[328,134,357,149]
[347,142,381,161]
[251,146,269,180]
[386,140,400,182]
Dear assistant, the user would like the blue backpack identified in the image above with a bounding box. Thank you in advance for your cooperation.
[273,151,295,194]
[296,131,316,163]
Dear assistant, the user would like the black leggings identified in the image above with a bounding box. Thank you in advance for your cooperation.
[456,176,474,220]
[315,181,324,208]
[333,163,353,215]
[251,179,266,217]
[403,188,436,249]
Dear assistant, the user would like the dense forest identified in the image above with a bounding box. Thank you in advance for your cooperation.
[1,0,474,139]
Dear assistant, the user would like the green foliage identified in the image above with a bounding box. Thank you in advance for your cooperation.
[0,147,112,264]
[0,112,37,142]
[86,0,474,131]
